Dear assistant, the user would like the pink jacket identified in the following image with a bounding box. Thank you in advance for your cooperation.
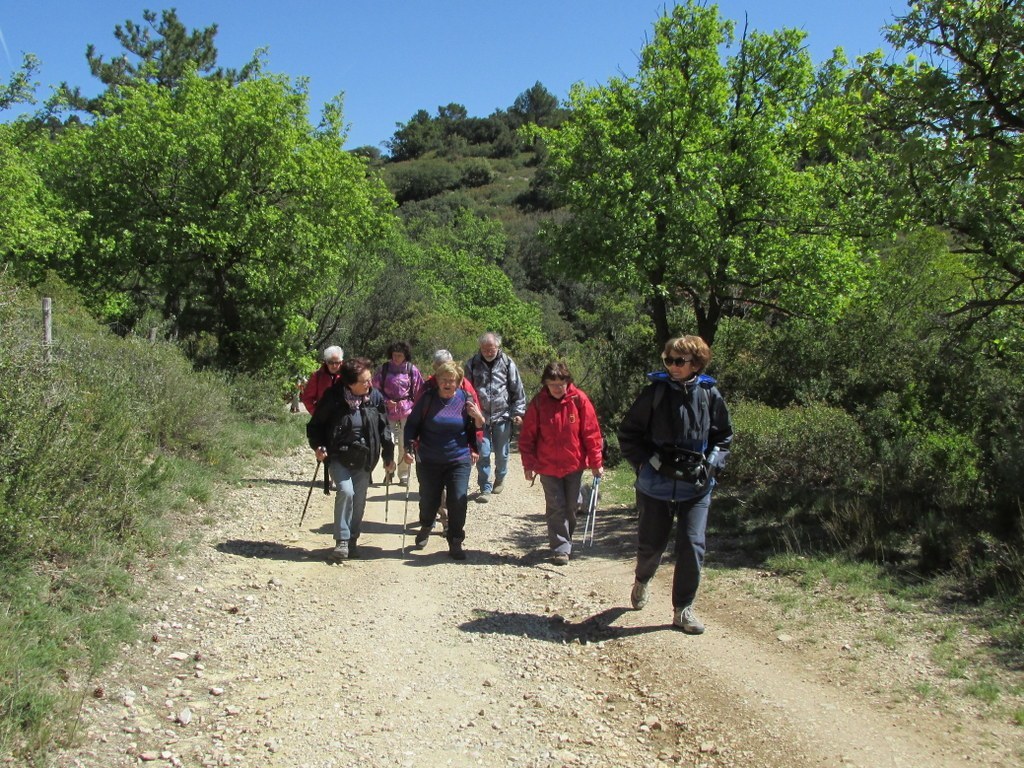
[372,361,424,421]
[520,383,603,478]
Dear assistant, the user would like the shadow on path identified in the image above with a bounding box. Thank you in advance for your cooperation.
[216,539,319,562]
[459,606,668,644]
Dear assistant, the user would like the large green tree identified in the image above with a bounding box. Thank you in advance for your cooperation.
[857,0,1024,322]
[45,72,393,373]
[536,2,866,345]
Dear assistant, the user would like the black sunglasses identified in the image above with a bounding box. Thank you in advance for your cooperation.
[663,356,694,367]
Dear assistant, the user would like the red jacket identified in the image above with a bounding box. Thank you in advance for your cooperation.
[520,383,603,478]
[301,365,342,415]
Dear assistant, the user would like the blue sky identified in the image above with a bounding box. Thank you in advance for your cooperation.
[2,1,903,150]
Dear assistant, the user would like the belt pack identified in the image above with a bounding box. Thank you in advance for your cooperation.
[650,449,707,484]
[333,440,370,470]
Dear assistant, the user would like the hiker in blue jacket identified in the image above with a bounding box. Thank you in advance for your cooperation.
[617,335,733,634]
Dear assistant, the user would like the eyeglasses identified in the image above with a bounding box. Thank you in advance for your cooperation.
[326,360,343,366]
[663,356,694,367]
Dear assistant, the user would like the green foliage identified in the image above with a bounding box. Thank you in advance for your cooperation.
[458,157,496,188]
[536,1,869,345]
[42,71,393,375]
[402,208,546,353]
[729,400,872,493]
[0,54,40,110]
[386,84,559,163]
[0,274,305,759]
[856,0,1024,321]
[0,125,81,282]
[58,7,261,114]
[386,158,462,202]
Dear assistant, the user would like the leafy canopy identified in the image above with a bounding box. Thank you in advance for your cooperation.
[535,1,867,345]
[45,71,393,374]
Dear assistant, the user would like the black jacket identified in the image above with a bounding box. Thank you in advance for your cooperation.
[306,384,394,471]
[617,371,732,474]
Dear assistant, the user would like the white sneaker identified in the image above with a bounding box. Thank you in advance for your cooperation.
[630,580,650,610]
[672,605,704,634]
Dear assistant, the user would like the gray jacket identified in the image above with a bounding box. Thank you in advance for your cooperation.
[464,351,527,425]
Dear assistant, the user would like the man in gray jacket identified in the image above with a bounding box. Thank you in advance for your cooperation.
[464,332,527,502]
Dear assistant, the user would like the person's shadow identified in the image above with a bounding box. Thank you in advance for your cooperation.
[459,606,665,644]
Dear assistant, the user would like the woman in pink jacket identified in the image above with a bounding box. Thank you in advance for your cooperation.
[520,361,604,565]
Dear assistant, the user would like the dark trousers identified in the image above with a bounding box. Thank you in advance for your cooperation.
[634,489,711,609]
[416,460,471,543]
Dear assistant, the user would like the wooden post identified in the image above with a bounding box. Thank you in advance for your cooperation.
[42,297,52,363]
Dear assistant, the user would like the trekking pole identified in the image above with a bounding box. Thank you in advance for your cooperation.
[583,476,601,546]
[384,470,391,523]
[298,460,322,528]
[401,449,417,554]
[402,475,410,553]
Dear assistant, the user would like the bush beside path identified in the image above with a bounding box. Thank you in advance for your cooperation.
[54,444,1022,767]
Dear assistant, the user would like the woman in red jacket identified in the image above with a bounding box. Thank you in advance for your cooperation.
[520,361,604,565]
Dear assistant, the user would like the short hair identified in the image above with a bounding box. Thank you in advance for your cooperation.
[322,345,344,363]
[386,340,412,361]
[478,332,502,347]
[432,349,454,369]
[663,335,711,373]
[541,361,573,385]
[434,360,464,384]
[339,356,372,386]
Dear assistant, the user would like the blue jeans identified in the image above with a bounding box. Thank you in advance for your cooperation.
[328,460,371,542]
[634,489,712,608]
[539,471,584,555]
[476,420,512,493]
[416,460,471,542]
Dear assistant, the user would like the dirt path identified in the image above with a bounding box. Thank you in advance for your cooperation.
[56,443,1022,767]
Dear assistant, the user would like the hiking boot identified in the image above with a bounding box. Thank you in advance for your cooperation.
[672,605,705,635]
[491,481,504,495]
[414,525,431,549]
[551,552,570,566]
[448,540,466,560]
[630,579,650,610]
[475,492,490,504]
[347,539,359,559]
[328,540,349,563]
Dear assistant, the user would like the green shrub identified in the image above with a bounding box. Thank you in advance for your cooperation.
[729,400,872,492]
[386,158,461,203]
[458,158,496,188]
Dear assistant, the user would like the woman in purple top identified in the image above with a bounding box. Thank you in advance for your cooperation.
[372,341,424,486]
[403,361,481,560]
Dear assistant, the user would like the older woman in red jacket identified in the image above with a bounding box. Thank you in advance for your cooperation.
[520,361,604,565]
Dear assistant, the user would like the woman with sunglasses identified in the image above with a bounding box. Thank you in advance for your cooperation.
[617,335,733,634]
[519,361,604,565]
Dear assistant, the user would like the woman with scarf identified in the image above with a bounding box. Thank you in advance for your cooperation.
[307,357,395,562]
[617,335,732,634]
